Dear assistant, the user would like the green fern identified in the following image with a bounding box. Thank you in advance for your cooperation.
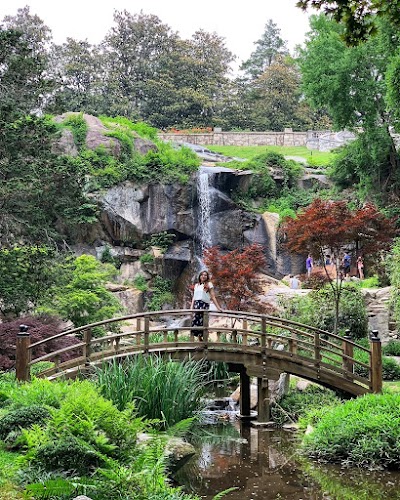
[213,487,240,499]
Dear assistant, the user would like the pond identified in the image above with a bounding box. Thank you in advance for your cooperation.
[175,417,400,500]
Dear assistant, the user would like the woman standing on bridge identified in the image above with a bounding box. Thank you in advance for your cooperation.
[190,270,222,341]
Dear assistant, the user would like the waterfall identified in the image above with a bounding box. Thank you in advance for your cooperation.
[197,170,213,253]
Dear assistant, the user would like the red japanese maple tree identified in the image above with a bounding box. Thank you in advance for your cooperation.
[203,244,266,311]
[283,199,396,333]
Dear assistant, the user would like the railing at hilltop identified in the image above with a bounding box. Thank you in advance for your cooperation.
[15,310,382,395]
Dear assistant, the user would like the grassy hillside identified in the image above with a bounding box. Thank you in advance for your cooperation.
[205,145,336,167]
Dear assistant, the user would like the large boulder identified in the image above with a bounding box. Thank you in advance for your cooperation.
[53,113,157,157]
[99,182,195,244]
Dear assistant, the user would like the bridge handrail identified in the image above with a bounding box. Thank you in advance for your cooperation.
[27,309,364,351]
[15,308,382,395]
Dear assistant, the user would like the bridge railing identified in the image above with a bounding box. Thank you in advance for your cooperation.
[15,310,382,393]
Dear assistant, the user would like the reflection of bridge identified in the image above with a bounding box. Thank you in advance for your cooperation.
[15,310,382,422]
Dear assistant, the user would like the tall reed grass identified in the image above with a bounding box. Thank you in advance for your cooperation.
[96,356,208,429]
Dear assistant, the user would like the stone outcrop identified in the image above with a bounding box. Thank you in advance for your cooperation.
[53,113,157,157]
[361,286,397,343]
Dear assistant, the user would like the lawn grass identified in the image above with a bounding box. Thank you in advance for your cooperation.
[205,144,336,167]
[383,380,400,393]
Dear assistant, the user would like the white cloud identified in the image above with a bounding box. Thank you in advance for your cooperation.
[0,0,311,66]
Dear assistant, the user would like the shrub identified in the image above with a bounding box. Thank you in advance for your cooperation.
[383,340,400,356]
[62,113,88,151]
[279,285,368,339]
[134,275,148,292]
[35,435,104,474]
[354,342,400,380]
[271,385,340,426]
[302,392,400,469]
[148,232,176,253]
[302,269,331,290]
[0,316,81,371]
[0,405,50,441]
[147,277,174,311]
[140,253,154,264]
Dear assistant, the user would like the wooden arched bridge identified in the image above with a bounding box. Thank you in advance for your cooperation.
[15,310,382,422]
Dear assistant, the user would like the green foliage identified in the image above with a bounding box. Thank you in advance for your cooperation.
[350,339,400,381]
[35,435,105,474]
[143,143,200,184]
[302,392,400,469]
[300,14,400,198]
[41,255,122,328]
[207,145,335,167]
[383,340,400,356]
[148,232,176,253]
[147,276,174,311]
[61,113,88,150]
[229,151,304,202]
[0,405,50,441]
[0,28,51,121]
[279,285,368,339]
[0,345,199,498]
[271,385,340,426]
[100,245,119,268]
[0,245,65,317]
[134,275,148,292]
[140,253,155,264]
[96,356,207,429]
[388,239,400,331]
[101,116,158,141]
[355,275,380,288]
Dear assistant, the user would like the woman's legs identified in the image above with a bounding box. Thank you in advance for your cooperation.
[191,300,209,340]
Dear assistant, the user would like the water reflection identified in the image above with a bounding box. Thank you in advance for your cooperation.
[176,421,400,500]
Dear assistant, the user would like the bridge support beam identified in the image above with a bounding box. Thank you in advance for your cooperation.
[257,377,270,423]
[239,368,251,418]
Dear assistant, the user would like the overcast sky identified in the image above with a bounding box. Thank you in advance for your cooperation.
[0,0,311,67]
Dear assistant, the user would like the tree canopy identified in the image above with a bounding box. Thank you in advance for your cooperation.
[297,0,400,45]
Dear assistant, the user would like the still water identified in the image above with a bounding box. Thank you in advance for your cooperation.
[176,418,400,500]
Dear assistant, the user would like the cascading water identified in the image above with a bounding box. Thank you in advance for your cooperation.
[196,169,213,255]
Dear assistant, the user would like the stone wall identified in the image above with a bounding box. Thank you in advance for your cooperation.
[158,129,310,147]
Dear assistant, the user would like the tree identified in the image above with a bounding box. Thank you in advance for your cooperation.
[0,315,80,371]
[101,10,179,119]
[46,38,106,115]
[0,115,97,245]
[297,0,400,45]
[248,56,311,131]
[44,255,122,329]
[299,14,400,197]
[203,244,266,311]
[283,198,396,333]
[0,246,65,318]
[240,19,288,80]
[0,29,50,120]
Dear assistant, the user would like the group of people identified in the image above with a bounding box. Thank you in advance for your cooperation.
[189,250,366,339]
[305,252,365,280]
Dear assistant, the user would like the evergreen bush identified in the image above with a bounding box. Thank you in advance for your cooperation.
[302,392,400,469]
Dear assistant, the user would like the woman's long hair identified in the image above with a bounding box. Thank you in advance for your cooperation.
[198,271,210,293]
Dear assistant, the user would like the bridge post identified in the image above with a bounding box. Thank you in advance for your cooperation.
[16,325,31,382]
[257,377,270,423]
[342,329,353,379]
[83,328,92,366]
[370,330,382,393]
[144,317,150,353]
[203,311,209,344]
[239,368,251,418]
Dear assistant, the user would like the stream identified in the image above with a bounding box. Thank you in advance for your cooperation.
[176,418,400,499]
